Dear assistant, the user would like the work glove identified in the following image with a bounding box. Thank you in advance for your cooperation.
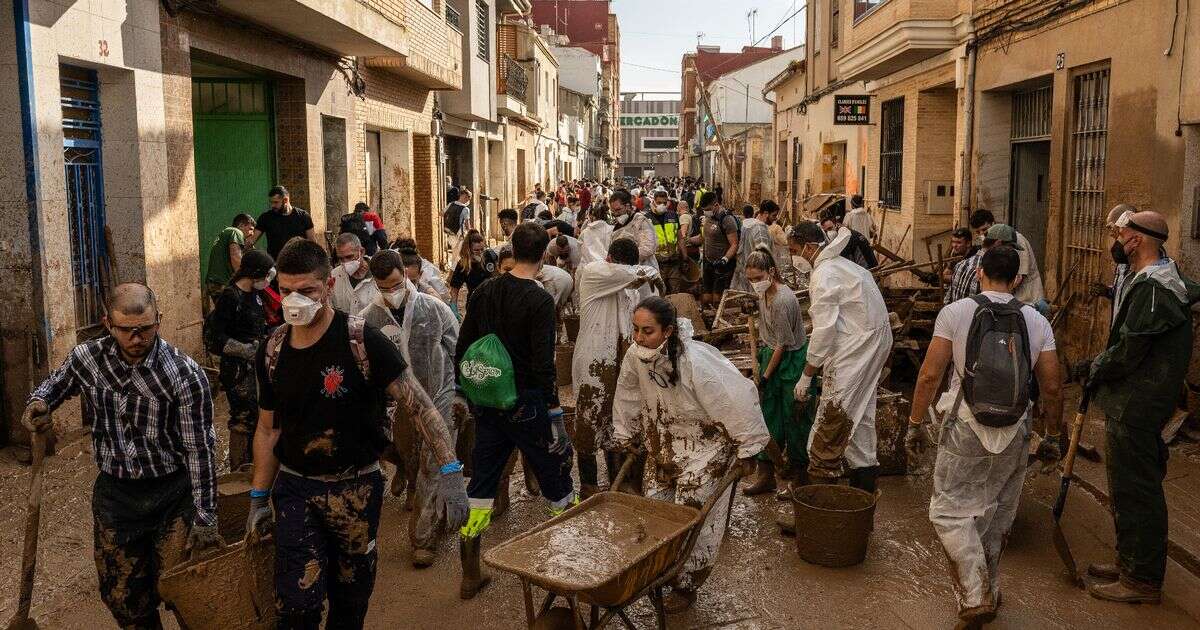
[904,422,935,472]
[222,339,258,361]
[1067,359,1093,385]
[21,399,52,433]
[1088,281,1112,299]
[1035,433,1064,466]
[548,408,572,455]
[794,374,814,403]
[437,470,470,532]
[245,494,273,541]
[186,523,224,557]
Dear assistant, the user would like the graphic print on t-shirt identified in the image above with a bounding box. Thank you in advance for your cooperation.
[321,365,347,398]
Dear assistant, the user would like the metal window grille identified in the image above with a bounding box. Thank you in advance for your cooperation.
[879,97,904,207]
[1011,85,1051,142]
[61,65,107,329]
[476,0,489,61]
[831,0,840,48]
[445,3,462,30]
[191,79,269,115]
[1066,67,1110,318]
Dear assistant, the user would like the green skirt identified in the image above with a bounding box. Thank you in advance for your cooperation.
[757,343,820,469]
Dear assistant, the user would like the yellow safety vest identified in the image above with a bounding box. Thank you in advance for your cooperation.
[653,220,679,258]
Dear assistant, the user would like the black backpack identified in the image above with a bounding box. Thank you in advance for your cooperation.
[340,211,370,242]
[961,295,1033,427]
[443,202,467,234]
[520,202,541,221]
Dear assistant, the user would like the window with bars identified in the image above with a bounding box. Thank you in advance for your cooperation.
[1066,67,1111,306]
[445,3,461,30]
[61,65,107,330]
[879,97,904,208]
[830,0,840,49]
[476,0,489,61]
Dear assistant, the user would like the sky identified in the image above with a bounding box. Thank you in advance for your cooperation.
[611,0,807,95]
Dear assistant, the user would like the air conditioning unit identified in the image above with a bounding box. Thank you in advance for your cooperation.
[926,180,955,214]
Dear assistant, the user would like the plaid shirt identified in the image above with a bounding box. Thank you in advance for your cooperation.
[944,250,983,305]
[31,337,218,526]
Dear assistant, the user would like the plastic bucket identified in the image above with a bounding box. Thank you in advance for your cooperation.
[792,484,877,567]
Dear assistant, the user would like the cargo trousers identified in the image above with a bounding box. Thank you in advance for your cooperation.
[465,389,575,508]
[1105,417,1169,587]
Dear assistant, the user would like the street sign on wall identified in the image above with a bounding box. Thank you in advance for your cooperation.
[834,95,870,124]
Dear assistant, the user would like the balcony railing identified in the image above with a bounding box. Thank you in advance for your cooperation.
[498,54,528,103]
[445,3,462,30]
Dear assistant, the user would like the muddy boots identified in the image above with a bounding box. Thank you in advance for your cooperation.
[227,428,253,472]
[459,536,491,599]
[741,460,776,496]
[847,466,879,494]
[578,453,601,500]
[1087,578,1162,604]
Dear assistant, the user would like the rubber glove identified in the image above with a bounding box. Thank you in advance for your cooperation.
[1067,359,1093,385]
[460,506,493,538]
[904,422,935,471]
[223,339,258,361]
[246,494,273,540]
[21,399,51,433]
[438,470,470,532]
[548,407,571,455]
[794,374,814,403]
[451,393,471,430]
[186,523,223,556]
[1036,433,1064,464]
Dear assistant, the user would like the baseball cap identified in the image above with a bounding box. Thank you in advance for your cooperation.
[984,224,1024,250]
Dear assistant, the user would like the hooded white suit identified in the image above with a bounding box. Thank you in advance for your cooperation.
[731,217,773,292]
[612,318,769,589]
[803,227,892,476]
[358,278,458,550]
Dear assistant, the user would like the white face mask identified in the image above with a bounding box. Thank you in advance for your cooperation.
[252,267,276,291]
[281,291,323,327]
[380,287,407,309]
[631,339,666,363]
[653,204,667,214]
[341,259,361,276]
[703,210,715,218]
[615,212,631,226]
[751,279,771,294]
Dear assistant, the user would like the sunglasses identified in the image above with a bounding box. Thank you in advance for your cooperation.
[109,317,161,339]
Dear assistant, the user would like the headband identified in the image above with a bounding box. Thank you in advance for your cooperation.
[1125,218,1168,241]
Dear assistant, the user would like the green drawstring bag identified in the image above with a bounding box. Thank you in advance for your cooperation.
[459,333,517,410]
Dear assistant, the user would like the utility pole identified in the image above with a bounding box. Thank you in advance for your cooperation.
[695,74,742,207]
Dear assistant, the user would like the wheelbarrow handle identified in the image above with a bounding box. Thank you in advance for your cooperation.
[611,454,637,491]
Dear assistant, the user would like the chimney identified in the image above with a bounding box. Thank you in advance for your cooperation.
[771,35,783,50]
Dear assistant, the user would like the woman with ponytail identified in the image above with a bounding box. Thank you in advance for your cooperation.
[742,246,817,498]
[610,296,769,613]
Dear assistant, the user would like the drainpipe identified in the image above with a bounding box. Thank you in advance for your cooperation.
[958,39,977,226]
[14,0,51,385]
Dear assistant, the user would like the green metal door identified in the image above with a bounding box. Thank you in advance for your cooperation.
[193,79,275,283]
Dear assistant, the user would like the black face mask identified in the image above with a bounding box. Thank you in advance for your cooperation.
[1110,239,1130,265]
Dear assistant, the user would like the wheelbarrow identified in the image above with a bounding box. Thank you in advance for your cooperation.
[483,458,743,629]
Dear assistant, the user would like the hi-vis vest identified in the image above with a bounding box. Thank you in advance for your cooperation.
[653,218,679,259]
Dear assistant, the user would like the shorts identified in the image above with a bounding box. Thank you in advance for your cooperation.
[701,260,733,295]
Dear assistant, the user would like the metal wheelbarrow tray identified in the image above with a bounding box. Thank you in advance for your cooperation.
[484,491,698,608]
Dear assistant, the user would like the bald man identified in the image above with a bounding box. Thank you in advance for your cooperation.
[23,283,219,628]
[1077,211,1200,603]
[1090,204,1139,321]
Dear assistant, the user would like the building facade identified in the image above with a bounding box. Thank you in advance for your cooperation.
[618,94,680,179]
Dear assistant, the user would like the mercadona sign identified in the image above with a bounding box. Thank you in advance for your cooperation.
[619,115,679,129]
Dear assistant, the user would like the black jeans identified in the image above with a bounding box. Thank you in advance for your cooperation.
[92,470,193,630]
[273,469,384,630]
[1105,418,1169,587]
[466,390,574,505]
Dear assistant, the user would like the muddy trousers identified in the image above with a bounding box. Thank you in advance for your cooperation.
[466,390,575,510]
[92,470,193,630]
[409,425,459,552]
[273,468,384,630]
[929,416,1029,617]
[219,357,258,471]
[646,477,734,593]
[1105,418,1169,587]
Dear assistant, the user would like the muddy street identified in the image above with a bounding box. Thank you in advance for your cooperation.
[1,402,1198,629]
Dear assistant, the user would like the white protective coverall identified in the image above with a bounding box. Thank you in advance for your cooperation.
[579,220,614,267]
[537,263,575,311]
[419,257,451,303]
[731,217,773,292]
[803,227,893,479]
[572,261,659,464]
[612,319,769,589]
[331,265,380,315]
[613,212,660,272]
[358,279,459,551]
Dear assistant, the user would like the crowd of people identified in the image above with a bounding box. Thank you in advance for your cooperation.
[16,172,1198,629]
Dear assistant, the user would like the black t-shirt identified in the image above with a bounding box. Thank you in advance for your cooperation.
[256,310,407,475]
[256,208,314,259]
[449,250,499,291]
[455,274,558,407]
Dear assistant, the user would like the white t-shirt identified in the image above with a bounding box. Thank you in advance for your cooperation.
[1014,231,1045,305]
[932,291,1056,453]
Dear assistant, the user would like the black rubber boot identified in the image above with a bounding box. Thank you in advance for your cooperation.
[578,451,599,488]
[459,536,491,599]
[848,466,879,493]
[742,460,777,496]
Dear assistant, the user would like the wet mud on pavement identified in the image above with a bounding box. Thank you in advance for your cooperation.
[3,398,1200,628]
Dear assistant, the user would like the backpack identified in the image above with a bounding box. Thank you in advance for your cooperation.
[442,202,467,234]
[520,202,539,221]
[203,287,240,356]
[960,295,1033,428]
[264,314,370,384]
[340,212,369,241]
[458,333,517,410]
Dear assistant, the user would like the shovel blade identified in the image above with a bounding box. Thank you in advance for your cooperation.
[4,616,39,630]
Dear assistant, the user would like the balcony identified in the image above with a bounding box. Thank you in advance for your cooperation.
[215,0,408,57]
[497,53,529,112]
[837,0,969,82]
[362,0,462,90]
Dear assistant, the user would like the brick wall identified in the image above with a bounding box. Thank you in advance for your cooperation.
[276,79,311,211]
[411,134,440,263]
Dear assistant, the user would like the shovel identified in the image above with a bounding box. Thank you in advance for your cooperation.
[6,424,49,630]
[1052,390,1090,589]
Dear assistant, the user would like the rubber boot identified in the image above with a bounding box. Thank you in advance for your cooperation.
[741,460,776,496]
[1087,563,1120,582]
[412,548,435,568]
[493,453,517,519]
[848,466,879,494]
[227,430,252,472]
[604,450,624,486]
[459,536,491,599]
[577,451,599,499]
